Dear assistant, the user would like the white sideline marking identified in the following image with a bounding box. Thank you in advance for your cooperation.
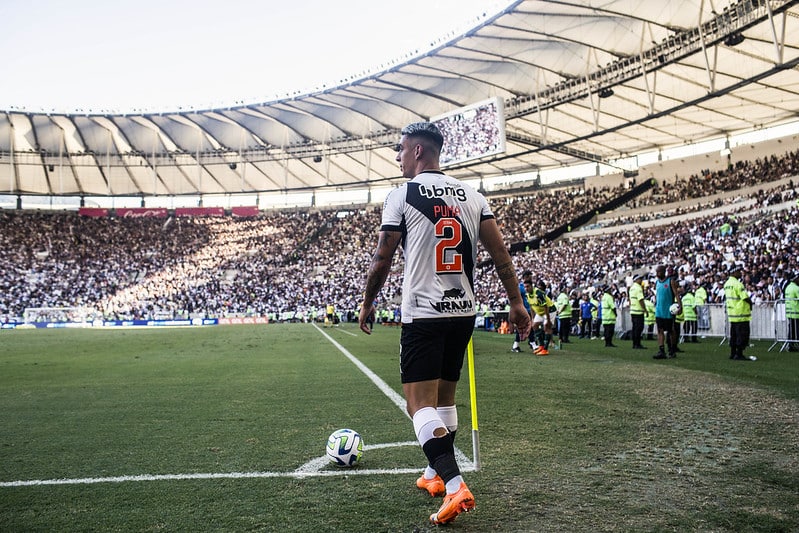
[0,468,423,487]
[1,325,475,488]
[313,323,408,416]
[1,439,477,488]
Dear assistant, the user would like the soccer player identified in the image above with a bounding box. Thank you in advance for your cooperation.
[528,280,555,355]
[325,303,336,327]
[358,122,531,525]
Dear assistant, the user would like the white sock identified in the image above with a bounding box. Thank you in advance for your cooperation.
[445,475,464,494]
[423,465,438,480]
[436,405,458,433]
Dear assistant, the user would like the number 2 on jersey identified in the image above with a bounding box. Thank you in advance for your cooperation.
[434,218,463,273]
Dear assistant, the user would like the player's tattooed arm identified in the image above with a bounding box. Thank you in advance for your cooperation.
[496,260,522,302]
[360,231,401,334]
[495,260,515,281]
[362,230,400,305]
[479,217,530,338]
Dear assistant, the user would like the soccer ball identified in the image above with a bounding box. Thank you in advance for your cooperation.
[326,429,363,467]
[669,303,681,315]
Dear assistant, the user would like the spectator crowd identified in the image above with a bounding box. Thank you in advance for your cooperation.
[1,148,797,325]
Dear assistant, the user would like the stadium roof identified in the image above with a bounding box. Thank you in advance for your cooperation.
[2,0,798,198]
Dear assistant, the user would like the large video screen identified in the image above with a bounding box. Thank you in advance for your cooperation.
[431,97,506,166]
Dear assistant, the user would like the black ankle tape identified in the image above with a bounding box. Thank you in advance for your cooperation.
[422,436,460,483]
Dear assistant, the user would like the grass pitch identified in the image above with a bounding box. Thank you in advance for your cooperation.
[1,324,797,532]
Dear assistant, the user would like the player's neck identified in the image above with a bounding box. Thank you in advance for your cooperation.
[411,161,441,176]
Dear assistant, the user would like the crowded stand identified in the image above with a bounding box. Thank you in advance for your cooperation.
[0,210,335,322]
[1,148,797,327]
[478,204,798,308]
[636,149,799,207]
[486,183,630,244]
[491,147,799,240]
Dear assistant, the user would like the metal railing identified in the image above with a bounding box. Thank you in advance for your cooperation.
[613,301,798,352]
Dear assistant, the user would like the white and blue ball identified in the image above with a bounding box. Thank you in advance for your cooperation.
[326,428,363,467]
[669,303,681,315]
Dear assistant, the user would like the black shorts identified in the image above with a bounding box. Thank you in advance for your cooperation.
[656,317,675,332]
[399,316,475,384]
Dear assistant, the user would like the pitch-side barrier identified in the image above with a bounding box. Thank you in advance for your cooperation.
[612,301,797,352]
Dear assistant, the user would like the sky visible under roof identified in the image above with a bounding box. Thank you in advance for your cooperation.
[0,0,513,114]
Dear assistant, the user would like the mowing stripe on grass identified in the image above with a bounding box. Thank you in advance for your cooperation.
[313,323,408,417]
[1,324,476,488]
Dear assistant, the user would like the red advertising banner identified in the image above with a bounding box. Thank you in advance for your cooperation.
[116,207,168,218]
[175,207,225,217]
[232,206,259,217]
[218,316,270,325]
[78,207,110,217]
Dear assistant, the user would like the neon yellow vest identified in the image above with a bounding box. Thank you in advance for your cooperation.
[629,283,645,314]
[785,282,799,319]
[681,292,696,321]
[723,276,750,323]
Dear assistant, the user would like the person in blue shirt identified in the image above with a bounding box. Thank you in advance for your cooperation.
[579,293,596,339]
[511,270,533,352]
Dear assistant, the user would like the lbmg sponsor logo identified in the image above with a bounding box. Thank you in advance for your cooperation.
[418,183,467,202]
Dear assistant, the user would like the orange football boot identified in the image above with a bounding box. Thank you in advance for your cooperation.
[416,474,445,497]
[429,482,475,525]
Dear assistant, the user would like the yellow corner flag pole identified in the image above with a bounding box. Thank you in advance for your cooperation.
[466,336,480,470]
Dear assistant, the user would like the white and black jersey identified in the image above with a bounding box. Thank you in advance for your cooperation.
[381,171,494,323]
